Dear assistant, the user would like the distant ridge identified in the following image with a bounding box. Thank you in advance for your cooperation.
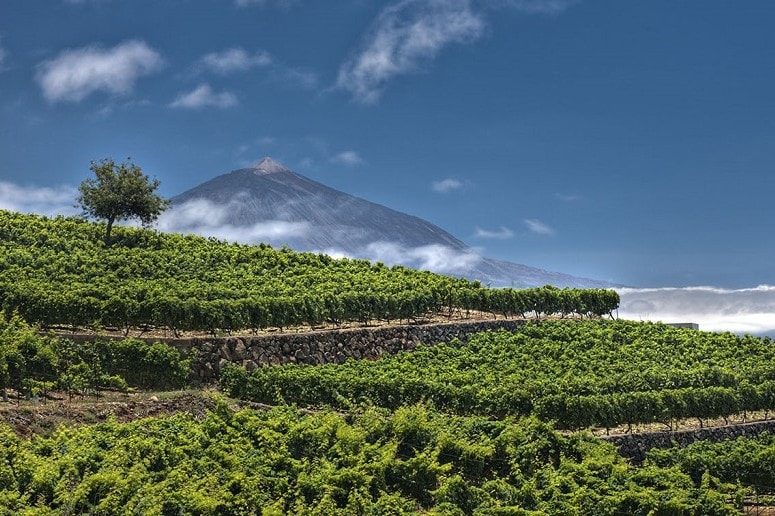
[172,157,610,288]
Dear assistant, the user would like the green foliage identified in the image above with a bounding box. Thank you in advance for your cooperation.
[647,431,775,488]
[0,312,188,398]
[0,210,619,332]
[77,158,169,243]
[223,320,775,429]
[0,406,742,514]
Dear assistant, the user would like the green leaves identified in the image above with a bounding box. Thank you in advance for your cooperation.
[0,406,744,514]
[0,210,619,333]
[0,312,188,399]
[77,158,169,243]
[226,320,775,430]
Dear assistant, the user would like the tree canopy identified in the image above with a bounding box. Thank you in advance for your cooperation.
[77,158,169,243]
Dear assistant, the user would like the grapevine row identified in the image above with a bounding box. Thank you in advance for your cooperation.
[0,210,618,331]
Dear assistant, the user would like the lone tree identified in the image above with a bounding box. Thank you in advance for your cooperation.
[78,158,169,244]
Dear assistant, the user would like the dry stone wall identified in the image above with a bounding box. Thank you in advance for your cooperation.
[167,319,527,382]
[603,419,775,463]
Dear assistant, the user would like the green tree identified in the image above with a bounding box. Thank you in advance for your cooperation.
[77,158,169,244]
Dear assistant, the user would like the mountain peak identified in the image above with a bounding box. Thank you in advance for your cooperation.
[251,156,288,175]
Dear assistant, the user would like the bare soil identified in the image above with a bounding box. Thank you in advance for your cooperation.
[42,309,522,340]
[590,410,775,437]
[0,390,220,437]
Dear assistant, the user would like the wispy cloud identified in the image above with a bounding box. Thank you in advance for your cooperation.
[474,226,514,239]
[0,41,7,72]
[36,40,163,103]
[524,218,555,235]
[331,150,364,166]
[196,47,317,90]
[0,182,78,216]
[618,285,775,336]
[431,178,463,193]
[337,0,485,103]
[169,84,238,109]
[198,48,272,75]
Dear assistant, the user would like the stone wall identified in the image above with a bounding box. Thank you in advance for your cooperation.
[161,319,527,382]
[603,419,775,463]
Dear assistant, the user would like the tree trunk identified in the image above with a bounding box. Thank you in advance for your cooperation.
[104,217,115,245]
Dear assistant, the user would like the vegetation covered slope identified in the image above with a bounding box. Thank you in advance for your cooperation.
[647,431,775,488]
[0,404,742,515]
[0,210,618,332]
[223,320,775,430]
[0,312,188,399]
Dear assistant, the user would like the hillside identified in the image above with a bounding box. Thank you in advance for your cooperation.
[224,319,775,430]
[0,210,617,332]
[172,158,611,288]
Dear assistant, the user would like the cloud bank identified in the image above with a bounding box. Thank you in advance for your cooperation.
[0,182,78,216]
[361,241,481,274]
[618,286,775,336]
[158,198,309,241]
[36,40,163,103]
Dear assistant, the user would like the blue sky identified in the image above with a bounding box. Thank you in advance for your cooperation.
[1,0,774,287]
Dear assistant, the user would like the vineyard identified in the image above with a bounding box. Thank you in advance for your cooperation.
[0,404,744,515]
[647,432,775,488]
[1,208,772,514]
[0,211,618,333]
[222,320,775,430]
[0,312,189,400]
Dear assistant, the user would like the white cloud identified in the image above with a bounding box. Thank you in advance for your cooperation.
[0,182,78,216]
[36,40,163,103]
[0,43,7,71]
[157,198,309,241]
[196,48,317,90]
[431,178,463,193]
[363,241,481,274]
[169,84,238,109]
[474,226,513,239]
[331,150,364,166]
[555,193,580,202]
[199,48,272,75]
[524,218,555,235]
[337,0,485,103]
[618,285,775,336]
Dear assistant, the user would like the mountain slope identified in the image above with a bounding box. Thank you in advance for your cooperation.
[173,158,464,252]
[171,158,609,288]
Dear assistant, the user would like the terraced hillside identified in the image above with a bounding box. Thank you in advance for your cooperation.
[0,210,618,333]
[223,320,775,431]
